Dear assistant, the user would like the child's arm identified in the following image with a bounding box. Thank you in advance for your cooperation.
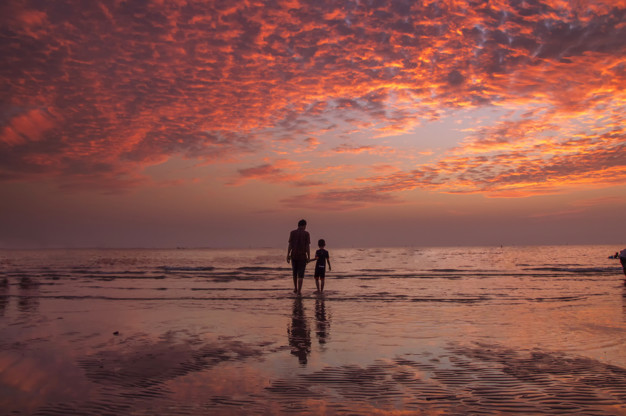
[326,256,331,271]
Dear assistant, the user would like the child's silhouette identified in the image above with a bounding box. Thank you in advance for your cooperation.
[311,239,331,293]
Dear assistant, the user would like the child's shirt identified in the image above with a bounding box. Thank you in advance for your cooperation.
[315,249,329,269]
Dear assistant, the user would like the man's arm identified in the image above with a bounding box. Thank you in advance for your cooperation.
[306,232,311,261]
[287,232,292,263]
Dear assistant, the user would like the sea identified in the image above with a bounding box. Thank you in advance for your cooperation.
[1,245,625,415]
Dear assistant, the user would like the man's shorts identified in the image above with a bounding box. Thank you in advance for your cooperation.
[291,258,307,279]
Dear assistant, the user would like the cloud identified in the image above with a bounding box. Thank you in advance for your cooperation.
[572,196,626,208]
[350,128,626,199]
[331,144,393,155]
[0,0,624,202]
[230,159,309,186]
[0,108,60,147]
[281,187,403,211]
[528,209,586,219]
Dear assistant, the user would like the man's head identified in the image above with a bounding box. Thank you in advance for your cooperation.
[298,219,307,229]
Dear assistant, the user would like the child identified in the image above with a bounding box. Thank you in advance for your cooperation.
[312,239,331,293]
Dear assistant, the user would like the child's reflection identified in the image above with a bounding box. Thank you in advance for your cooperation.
[315,295,331,347]
[287,297,311,365]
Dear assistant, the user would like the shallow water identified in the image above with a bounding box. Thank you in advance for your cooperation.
[1,246,625,414]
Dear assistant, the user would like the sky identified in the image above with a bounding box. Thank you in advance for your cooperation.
[1,0,625,249]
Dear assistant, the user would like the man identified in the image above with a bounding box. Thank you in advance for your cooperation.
[287,219,310,294]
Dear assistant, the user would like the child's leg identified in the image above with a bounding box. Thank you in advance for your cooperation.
[320,277,325,292]
[314,277,320,292]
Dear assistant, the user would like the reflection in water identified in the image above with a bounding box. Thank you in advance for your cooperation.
[19,276,35,289]
[1,246,625,414]
[287,297,311,365]
[0,277,8,316]
[315,295,331,347]
[623,284,626,321]
[18,276,39,313]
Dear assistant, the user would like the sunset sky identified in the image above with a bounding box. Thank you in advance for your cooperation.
[1,0,625,249]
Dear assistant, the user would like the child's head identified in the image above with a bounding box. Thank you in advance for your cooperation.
[318,239,326,248]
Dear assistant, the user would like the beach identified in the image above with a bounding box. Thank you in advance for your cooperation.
[1,246,625,415]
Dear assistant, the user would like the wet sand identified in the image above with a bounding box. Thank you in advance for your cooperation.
[1,293,625,415]
[1,247,625,414]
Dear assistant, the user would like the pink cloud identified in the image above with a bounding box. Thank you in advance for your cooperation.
[331,144,394,156]
[230,159,308,186]
[1,108,59,147]
[281,187,403,211]
[0,0,624,202]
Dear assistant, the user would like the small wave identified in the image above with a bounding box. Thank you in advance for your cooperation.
[160,266,215,272]
[190,288,281,292]
[530,296,587,302]
[63,270,150,276]
[336,273,465,280]
[237,266,280,271]
[89,274,166,280]
[2,294,293,301]
[523,267,617,275]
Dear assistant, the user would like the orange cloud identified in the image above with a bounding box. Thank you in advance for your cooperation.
[0,0,624,205]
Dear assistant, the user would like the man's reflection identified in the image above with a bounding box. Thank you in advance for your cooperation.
[315,295,331,348]
[287,297,311,365]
